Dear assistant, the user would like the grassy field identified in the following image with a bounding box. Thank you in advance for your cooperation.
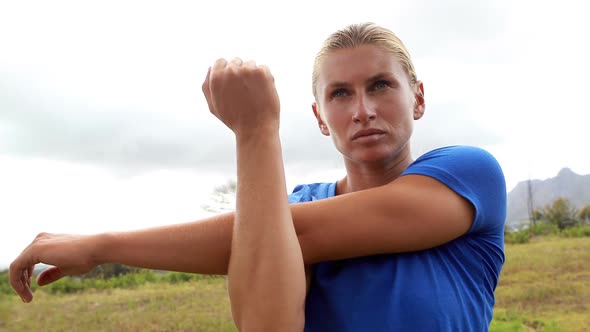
[0,279,235,332]
[1,236,588,331]
[491,236,589,331]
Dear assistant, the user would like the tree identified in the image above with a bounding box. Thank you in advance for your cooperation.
[82,263,139,279]
[532,209,544,224]
[578,204,590,225]
[201,179,237,213]
[534,197,579,230]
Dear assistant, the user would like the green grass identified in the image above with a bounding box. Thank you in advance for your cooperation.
[0,279,236,332]
[1,237,588,331]
[491,237,590,331]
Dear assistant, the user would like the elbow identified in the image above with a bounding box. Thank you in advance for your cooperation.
[229,287,305,332]
[235,309,305,332]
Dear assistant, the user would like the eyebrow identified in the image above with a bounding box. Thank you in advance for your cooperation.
[325,72,393,90]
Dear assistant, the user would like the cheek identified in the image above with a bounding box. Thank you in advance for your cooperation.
[323,108,346,128]
[327,114,350,137]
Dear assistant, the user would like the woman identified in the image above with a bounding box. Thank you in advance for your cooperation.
[10,23,506,331]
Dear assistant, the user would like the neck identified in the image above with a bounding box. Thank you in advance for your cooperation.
[336,146,414,195]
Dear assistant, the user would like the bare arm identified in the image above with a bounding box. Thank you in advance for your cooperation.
[228,134,305,331]
[10,173,472,303]
[204,59,305,330]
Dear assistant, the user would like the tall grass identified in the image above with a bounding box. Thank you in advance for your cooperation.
[0,280,235,332]
[491,237,590,331]
[0,269,222,296]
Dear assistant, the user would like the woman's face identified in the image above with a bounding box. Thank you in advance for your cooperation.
[313,45,425,165]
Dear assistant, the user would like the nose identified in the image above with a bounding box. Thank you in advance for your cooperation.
[352,94,377,123]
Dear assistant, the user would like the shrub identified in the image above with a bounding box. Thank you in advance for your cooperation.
[0,267,225,296]
[0,271,13,295]
[164,271,194,284]
[45,278,85,294]
[528,222,559,236]
[505,230,530,244]
[560,225,590,238]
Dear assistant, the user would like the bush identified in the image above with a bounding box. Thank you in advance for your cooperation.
[0,270,13,295]
[0,267,225,296]
[164,271,195,284]
[528,222,560,236]
[560,225,590,238]
[505,230,531,244]
[44,278,85,294]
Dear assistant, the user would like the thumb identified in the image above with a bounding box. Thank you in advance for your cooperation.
[36,266,65,286]
[202,66,215,114]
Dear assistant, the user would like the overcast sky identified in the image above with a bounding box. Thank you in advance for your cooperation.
[1,0,589,268]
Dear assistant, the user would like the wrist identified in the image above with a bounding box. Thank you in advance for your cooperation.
[234,125,280,145]
[91,232,115,266]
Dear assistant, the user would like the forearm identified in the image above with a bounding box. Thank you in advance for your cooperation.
[89,175,468,277]
[95,212,233,275]
[228,133,305,331]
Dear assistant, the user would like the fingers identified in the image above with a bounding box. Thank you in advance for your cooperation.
[201,58,260,114]
[36,266,64,286]
[212,58,228,71]
[229,57,243,66]
[205,58,230,105]
[10,259,34,303]
[201,58,240,115]
[202,66,214,114]
[201,57,278,134]
[27,265,33,288]
[258,64,275,82]
[243,60,256,68]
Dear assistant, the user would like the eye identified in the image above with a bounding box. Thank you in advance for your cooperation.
[372,80,391,91]
[330,88,348,98]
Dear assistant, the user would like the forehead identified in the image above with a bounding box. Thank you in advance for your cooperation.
[318,45,408,88]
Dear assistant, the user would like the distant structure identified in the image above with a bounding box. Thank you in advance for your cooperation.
[527,178,536,226]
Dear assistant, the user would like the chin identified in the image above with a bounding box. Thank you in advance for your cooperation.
[347,147,398,165]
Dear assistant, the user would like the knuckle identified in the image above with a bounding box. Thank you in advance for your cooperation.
[214,58,227,67]
[35,232,48,239]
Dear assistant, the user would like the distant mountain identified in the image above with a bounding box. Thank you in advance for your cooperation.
[506,168,590,228]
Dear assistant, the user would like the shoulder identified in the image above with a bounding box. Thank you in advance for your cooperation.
[288,181,337,203]
[407,145,500,171]
[404,145,507,235]
[404,145,504,190]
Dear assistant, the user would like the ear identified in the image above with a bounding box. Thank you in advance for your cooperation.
[312,102,330,136]
[413,81,425,120]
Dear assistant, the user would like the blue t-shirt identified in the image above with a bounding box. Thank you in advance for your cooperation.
[288,146,507,332]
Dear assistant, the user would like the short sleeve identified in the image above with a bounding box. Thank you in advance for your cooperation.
[288,182,337,204]
[289,184,310,204]
[402,146,507,235]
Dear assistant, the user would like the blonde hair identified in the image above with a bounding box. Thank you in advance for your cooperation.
[312,22,417,100]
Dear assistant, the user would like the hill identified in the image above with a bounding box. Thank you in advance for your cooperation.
[506,168,590,228]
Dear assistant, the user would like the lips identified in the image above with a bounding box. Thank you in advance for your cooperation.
[352,128,386,140]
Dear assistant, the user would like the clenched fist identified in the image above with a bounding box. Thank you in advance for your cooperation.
[202,58,280,138]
